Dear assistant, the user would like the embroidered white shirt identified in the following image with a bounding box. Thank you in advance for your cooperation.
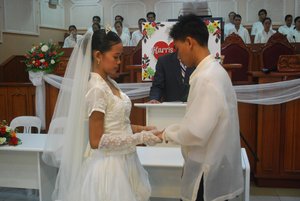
[228,26,251,44]
[278,25,295,36]
[254,29,276,44]
[63,35,83,48]
[130,30,143,46]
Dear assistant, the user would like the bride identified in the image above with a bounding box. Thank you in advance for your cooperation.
[43,30,161,201]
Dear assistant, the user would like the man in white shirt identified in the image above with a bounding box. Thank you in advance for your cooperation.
[87,16,101,32]
[251,9,272,36]
[63,25,83,48]
[130,18,146,46]
[156,14,243,201]
[287,16,300,43]
[146,11,156,23]
[111,15,130,37]
[254,17,276,44]
[224,11,236,38]
[278,15,295,36]
[228,14,251,44]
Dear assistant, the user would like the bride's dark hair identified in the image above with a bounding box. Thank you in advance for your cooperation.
[92,30,122,53]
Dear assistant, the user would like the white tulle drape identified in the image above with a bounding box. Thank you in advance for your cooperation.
[31,74,300,130]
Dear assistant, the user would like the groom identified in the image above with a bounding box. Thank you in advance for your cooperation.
[156,14,243,201]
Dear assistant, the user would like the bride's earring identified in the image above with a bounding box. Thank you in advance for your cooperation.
[97,59,101,65]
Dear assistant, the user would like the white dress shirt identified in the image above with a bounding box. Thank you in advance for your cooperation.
[224,23,235,38]
[112,26,130,37]
[164,55,243,201]
[251,21,273,36]
[118,32,130,46]
[63,35,83,48]
[287,29,300,43]
[228,26,251,44]
[254,29,276,44]
[278,25,295,36]
[130,30,143,46]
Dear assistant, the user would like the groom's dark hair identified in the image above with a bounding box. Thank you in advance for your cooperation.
[169,14,209,47]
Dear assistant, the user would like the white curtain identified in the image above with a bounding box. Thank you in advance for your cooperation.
[30,74,300,129]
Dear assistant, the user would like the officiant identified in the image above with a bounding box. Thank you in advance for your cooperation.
[148,52,195,103]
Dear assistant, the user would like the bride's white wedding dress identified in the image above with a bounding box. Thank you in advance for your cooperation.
[80,72,156,201]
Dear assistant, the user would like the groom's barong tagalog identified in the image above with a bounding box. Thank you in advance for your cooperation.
[164,55,244,201]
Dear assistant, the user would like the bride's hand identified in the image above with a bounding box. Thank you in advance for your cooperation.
[151,129,164,141]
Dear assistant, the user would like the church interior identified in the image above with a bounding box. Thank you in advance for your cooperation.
[0,0,300,201]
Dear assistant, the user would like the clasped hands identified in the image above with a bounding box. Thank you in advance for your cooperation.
[143,125,165,143]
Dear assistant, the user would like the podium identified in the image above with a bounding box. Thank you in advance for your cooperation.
[134,102,186,130]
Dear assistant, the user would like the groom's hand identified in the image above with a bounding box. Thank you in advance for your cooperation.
[152,130,164,141]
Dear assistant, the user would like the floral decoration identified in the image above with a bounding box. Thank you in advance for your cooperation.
[142,22,165,44]
[204,19,222,43]
[142,54,155,80]
[0,120,21,146]
[23,42,64,73]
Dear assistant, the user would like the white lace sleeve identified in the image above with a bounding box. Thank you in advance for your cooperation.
[98,131,161,151]
[86,86,107,116]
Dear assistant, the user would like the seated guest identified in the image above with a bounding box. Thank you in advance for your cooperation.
[224,11,236,38]
[63,25,83,48]
[112,15,130,36]
[149,52,195,103]
[287,16,300,42]
[114,21,130,46]
[130,18,146,46]
[88,16,101,32]
[92,22,101,32]
[228,14,251,44]
[147,11,156,22]
[251,9,272,36]
[278,14,294,36]
[254,17,276,43]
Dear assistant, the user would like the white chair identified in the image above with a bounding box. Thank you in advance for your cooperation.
[10,116,42,134]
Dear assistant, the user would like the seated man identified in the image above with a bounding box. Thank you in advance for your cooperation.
[224,11,236,38]
[228,14,251,44]
[63,25,83,48]
[87,16,101,32]
[149,52,195,103]
[287,16,300,42]
[278,14,294,36]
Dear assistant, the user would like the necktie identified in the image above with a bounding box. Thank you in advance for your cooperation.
[180,62,186,83]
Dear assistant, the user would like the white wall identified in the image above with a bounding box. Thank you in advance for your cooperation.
[0,0,299,36]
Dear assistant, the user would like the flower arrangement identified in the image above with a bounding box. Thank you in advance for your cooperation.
[0,120,21,146]
[23,42,64,73]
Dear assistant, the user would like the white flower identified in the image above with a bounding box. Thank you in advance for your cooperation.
[32,61,35,64]
[5,126,11,132]
[40,59,45,63]
[0,137,6,145]
[41,45,49,52]
[51,59,55,64]
[31,46,36,52]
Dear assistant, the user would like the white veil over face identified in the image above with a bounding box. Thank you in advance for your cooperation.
[42,32,93,201]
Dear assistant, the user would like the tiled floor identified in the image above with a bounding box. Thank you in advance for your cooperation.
[0,184,299,201]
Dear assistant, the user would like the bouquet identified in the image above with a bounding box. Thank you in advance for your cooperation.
[23,42,64,73]
[0,120,22,146]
